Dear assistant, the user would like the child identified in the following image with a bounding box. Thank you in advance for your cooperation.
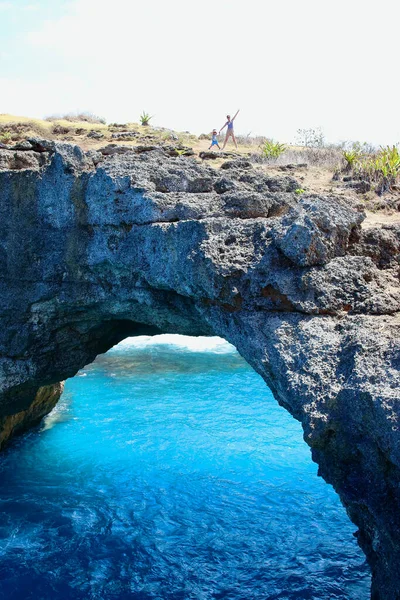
[219,109,239,149]
[208,129,221,150]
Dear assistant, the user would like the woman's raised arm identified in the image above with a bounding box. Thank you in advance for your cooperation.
[232,109,240,121]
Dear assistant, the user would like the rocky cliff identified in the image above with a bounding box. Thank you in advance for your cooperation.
[1,140,400,599]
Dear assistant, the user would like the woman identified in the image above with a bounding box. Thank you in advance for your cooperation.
[219,109,240,149]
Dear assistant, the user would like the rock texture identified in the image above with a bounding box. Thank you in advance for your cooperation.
[1,142,400,599]
[0,382,64,449]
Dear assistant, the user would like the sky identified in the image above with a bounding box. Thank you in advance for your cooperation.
[1,0,399,145]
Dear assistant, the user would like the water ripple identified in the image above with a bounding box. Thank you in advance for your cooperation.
[0,335,370,599]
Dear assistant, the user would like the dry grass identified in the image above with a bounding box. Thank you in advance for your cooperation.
[0,114,51,126]
[0,114,109,144]
[249,145,342,169]
[0,114,202,153]
[218,131,343,170]
[0,115,52,141]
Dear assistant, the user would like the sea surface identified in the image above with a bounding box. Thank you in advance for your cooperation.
[0,335,370,599]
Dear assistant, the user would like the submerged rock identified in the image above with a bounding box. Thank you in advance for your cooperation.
[0,141,400,599]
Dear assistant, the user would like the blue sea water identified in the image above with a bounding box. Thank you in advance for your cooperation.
[0,335,370,600]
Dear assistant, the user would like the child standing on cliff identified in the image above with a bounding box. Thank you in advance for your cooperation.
[208,129,221,151]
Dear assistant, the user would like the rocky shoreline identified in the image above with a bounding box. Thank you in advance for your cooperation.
[1,141,399,598]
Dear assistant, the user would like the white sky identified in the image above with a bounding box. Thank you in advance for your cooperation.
[1,0,399,144]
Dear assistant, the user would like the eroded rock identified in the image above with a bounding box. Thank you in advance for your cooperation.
[0,141,400,599]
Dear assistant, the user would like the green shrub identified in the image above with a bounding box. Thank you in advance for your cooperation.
[343,148,361,171]
[262,139,287,159]
[342,141,375,171]
[0,131,12,144]
[352,145,400,194]
[140,111,153,126]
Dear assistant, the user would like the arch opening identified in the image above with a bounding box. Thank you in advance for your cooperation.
[0,332,371,599]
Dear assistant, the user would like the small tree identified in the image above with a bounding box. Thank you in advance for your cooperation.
[296,127,325,148]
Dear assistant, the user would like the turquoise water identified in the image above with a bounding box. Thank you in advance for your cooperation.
[0,335,370,599]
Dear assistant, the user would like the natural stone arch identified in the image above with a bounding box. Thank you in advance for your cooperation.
[1,142,400,599]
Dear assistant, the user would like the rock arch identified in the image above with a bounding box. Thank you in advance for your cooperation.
[1,142,400,598]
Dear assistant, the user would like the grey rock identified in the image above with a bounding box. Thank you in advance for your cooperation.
[199,151,240,160]
[278,163,308,171]
[214,177,237,194]
[163,145,195,157]
[348,224,400,269]
[87,130,104,139]
[0,143,400,599]
[347,179,372,193]
[111,131,140,140]
[270,195,364,266]
[0,149,50,171]
[134,144,160,153]
[11,140,34,151]
[263,175,299,193]
[221,158,253,170]
[98,143,134,156]
[27,137,56,152]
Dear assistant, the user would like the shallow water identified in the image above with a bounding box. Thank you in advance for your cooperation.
[0,335,370,599]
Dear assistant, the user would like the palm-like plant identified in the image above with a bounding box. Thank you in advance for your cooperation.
[262,139,287,159]
[343,149,360,171]
[140,111,153,126]
[353,145,400,194]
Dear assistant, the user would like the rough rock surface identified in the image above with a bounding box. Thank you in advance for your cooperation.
[1,142,400,599]
[0,383,64,449]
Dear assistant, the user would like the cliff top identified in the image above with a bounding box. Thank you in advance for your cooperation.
[1,113,400,226]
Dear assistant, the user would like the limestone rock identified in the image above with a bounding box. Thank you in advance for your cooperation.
[270,195,364,266]
[0,142,400,599]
